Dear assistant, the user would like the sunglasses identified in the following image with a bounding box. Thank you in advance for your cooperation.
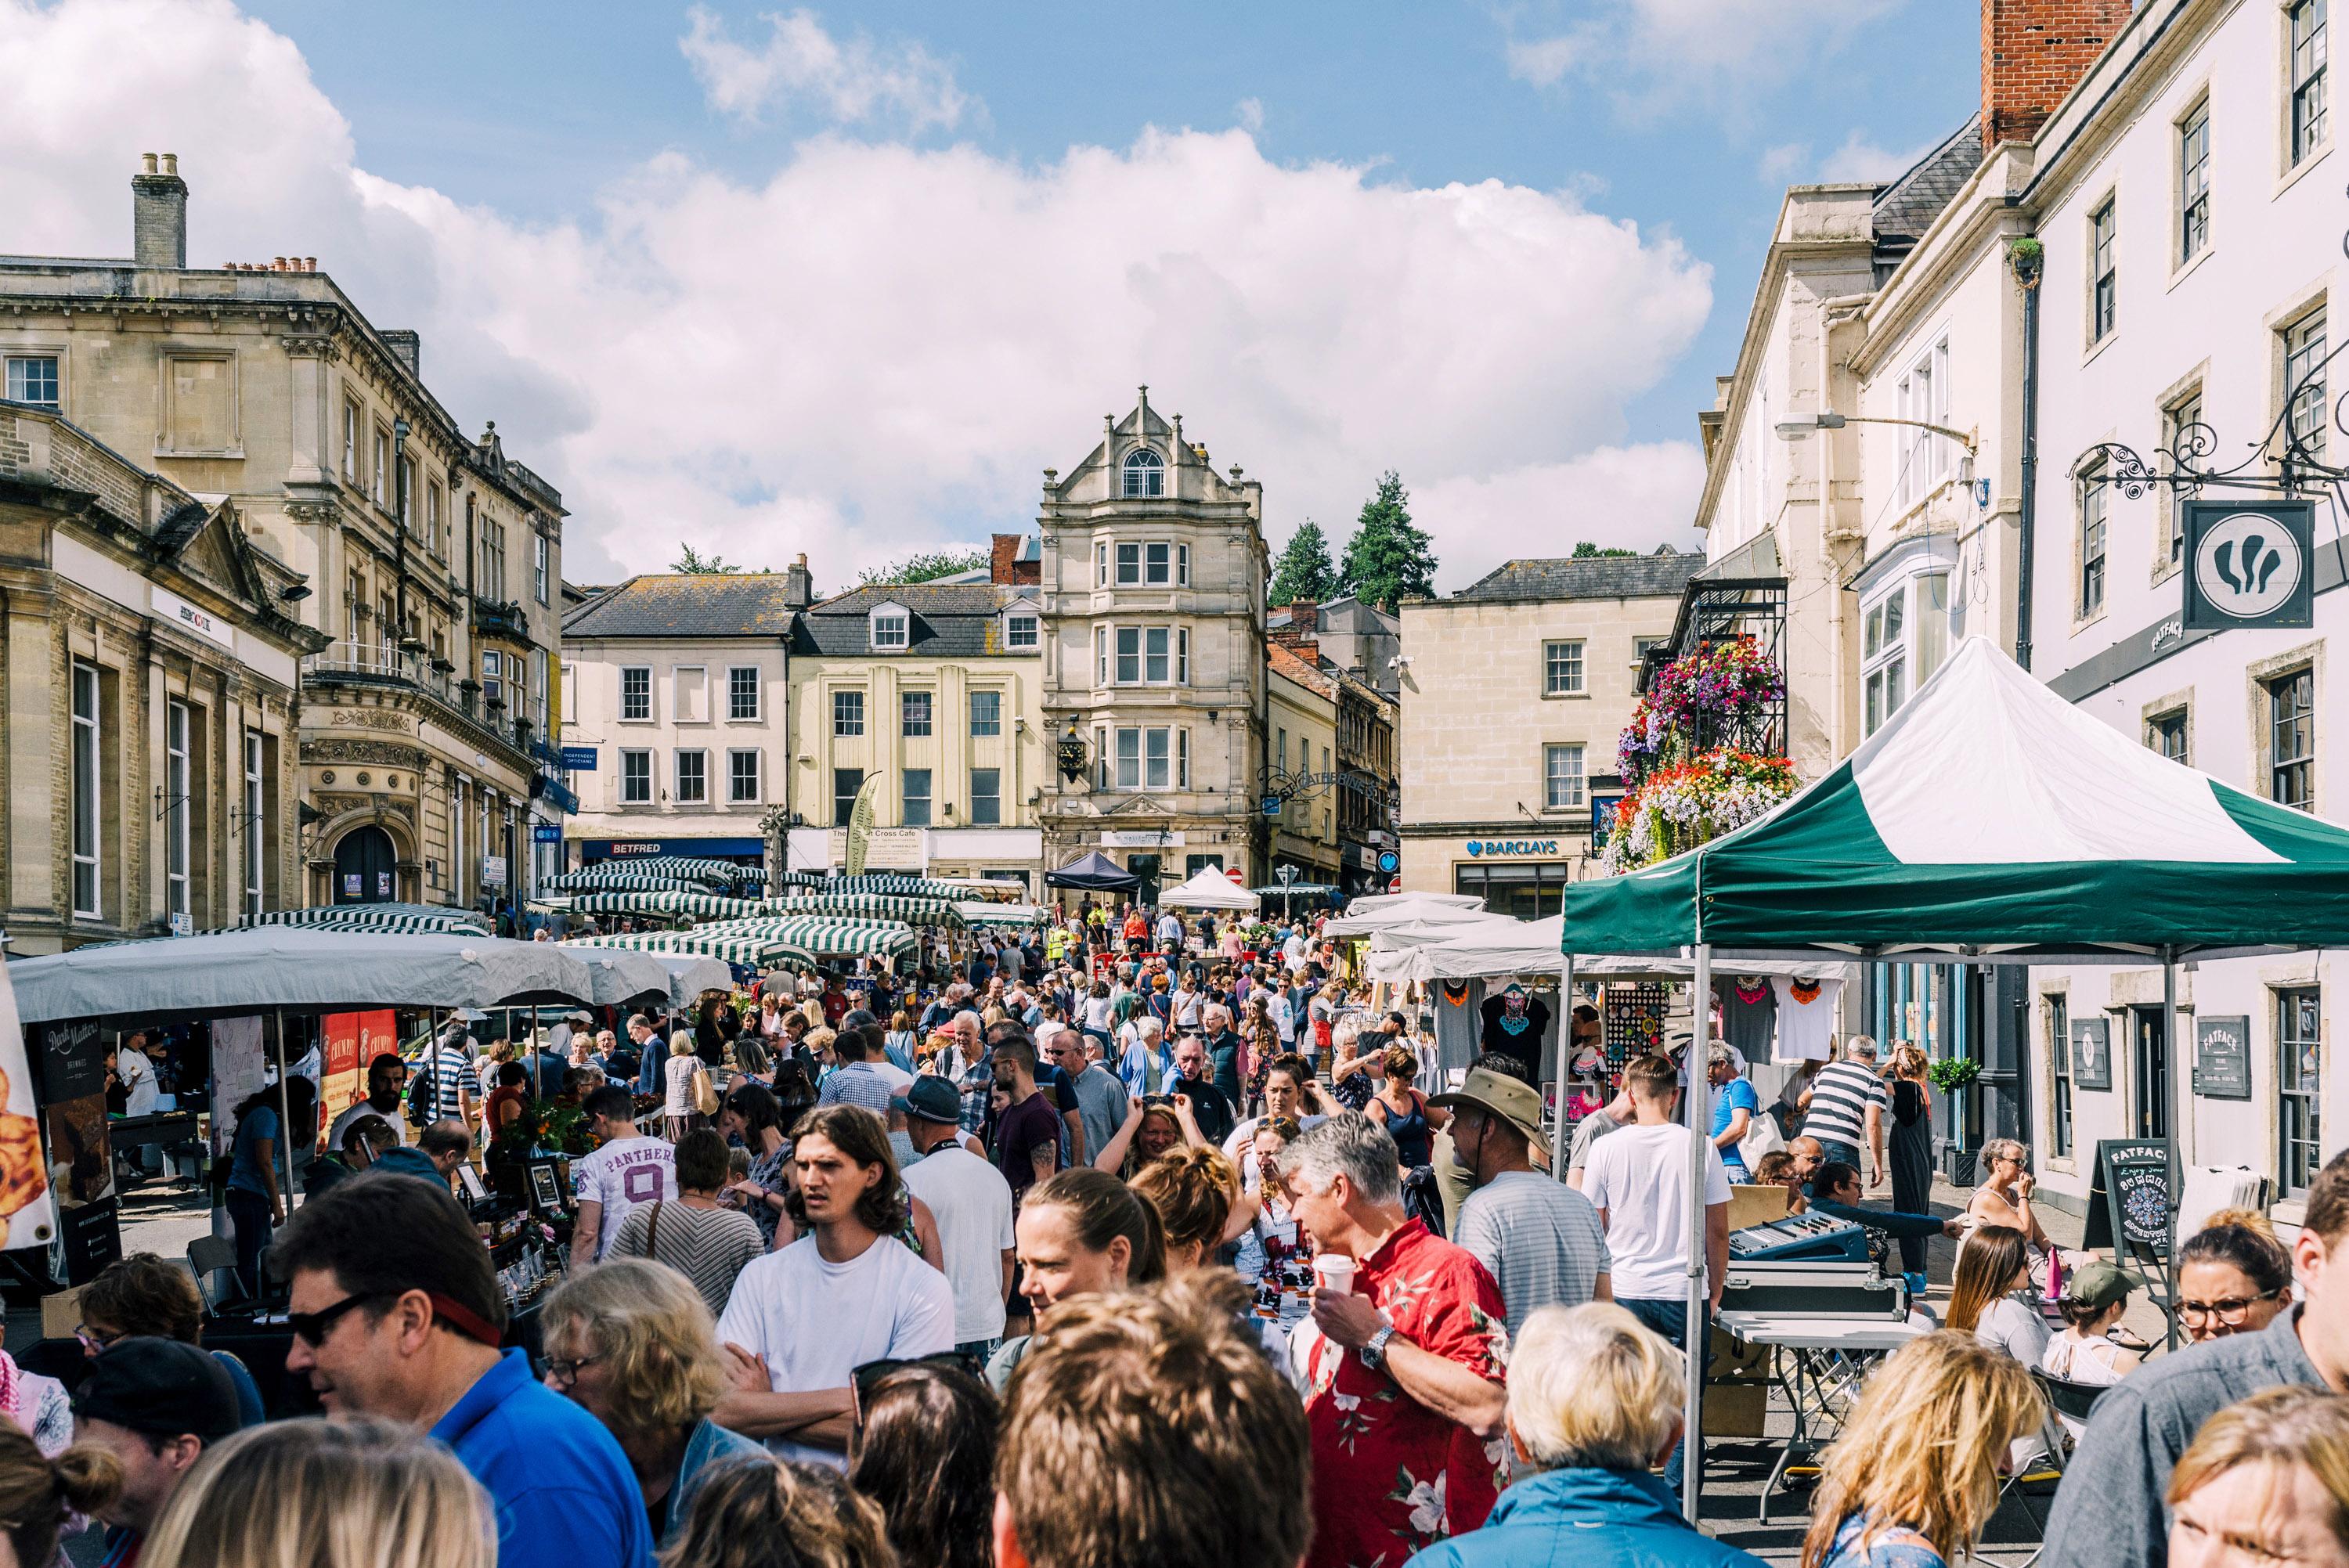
[286,1291,388,1348]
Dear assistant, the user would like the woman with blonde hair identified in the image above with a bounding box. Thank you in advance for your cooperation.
[2168,1385,2349,1566]
[1801,1332,2046,1567]
[1404,1302,1763,1568]
[0,1425,116,1568]
[539,1259,765,1548]
[1128,1144,1249,1270]
[140,1418,493,1568]
[662,1030,709,1141]
[663,1453,894,1568]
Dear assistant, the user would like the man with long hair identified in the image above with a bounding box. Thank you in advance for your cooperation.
[713,1106,953,1467]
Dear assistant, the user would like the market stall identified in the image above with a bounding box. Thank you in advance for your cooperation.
[765,892,969,928]
[247,903,491,937]
[566,928,824,974]
[824,875,1023,902]
[1560,636,2349,1521]
[1156,867,1260,912]
[1322,892,1491,939]
[1043,852,1140,895]
[561,889,770,925]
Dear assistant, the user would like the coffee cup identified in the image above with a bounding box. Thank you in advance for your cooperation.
[1312,1253,1358,1296]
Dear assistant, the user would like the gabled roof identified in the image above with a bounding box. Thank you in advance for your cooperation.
[1871,115,1985,253]
[793,581,1037,659]
[1268,641,1335,700]
[561,574,799,639]
[1449,550,1702,604]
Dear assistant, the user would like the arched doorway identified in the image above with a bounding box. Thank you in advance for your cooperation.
[334,826,397,903]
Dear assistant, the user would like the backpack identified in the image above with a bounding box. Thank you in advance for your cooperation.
[407,1051,437,1130]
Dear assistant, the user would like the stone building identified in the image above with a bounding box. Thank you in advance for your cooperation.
[0,156,569,914]
[1036,390,1269,903]
[783,544,1048,888]
[1266,643,1340,892]
[1269,599,1399,896]
[1396,553,1696,918]
[0,404,314,951]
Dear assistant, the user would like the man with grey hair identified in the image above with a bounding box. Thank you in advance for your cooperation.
[1202,1004,1247,1105]
[1279,1113,1509,1565]
[1706,1044,1761,1182]
[1797,1033,1888,1186]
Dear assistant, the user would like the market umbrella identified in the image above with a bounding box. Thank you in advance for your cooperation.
[1322,894,1492,938]
[1561,635,2349,1522]
[10,928,636,1022]
[1157,867,1260,912]
[563,946,737,1008]
[247,903,491,937]
[737,916,918,961]
[1042,851,1140,893]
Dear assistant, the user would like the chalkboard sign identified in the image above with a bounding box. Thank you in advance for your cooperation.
[38,1021,103,1105]
[2070,1017,2113,1091]
[2194,1016,2253,1100]
[2084,1138,2172,1259]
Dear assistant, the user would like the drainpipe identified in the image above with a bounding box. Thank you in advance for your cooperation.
[2011,239,2044,672]
[1819,296,1872,762]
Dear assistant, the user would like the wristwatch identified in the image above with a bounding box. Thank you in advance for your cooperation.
[1359,1324,1398,1372]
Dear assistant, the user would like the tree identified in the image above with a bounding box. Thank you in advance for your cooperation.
[1571,541,1640,559]
[1269,520,1339,607]
[669,546,745,574]
[1338,471,1438,610]
[856,548,989,587]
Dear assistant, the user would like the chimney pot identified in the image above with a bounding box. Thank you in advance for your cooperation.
[141,153,158,175]
[131,153,189,270]
[161,153,177,175]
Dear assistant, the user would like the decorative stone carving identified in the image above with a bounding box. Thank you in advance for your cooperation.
[303,739,427,768]
[324,708,412,734]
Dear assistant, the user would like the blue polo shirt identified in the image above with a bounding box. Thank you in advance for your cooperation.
[429,1348,653,1568]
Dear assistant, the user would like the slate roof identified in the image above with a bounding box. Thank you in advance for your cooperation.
[1449,550,1703,604]
[793,581,1039,659]
[562,574,800,639]
[1872,115,1984,251]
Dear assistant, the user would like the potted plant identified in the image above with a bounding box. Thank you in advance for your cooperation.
[1929,1056,1983,1184]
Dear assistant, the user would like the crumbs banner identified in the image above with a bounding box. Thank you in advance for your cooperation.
[0,964,60,1253]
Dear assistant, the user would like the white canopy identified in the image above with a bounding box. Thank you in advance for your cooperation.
[1368,915,1564,982]
[568,948,734,1009]
[9,928,673,1023]
[1323,894,1493,938]
[1157,868,1261,911]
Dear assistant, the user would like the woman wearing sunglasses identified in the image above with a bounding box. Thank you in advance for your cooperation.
[538,1260,764,1551]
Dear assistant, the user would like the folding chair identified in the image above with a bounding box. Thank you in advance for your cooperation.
[1977,1370,2111,1568]
[187,1236,238,1313]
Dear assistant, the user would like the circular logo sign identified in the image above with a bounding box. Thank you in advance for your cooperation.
[2194,512,2303,620]
[1377,851,1400,874]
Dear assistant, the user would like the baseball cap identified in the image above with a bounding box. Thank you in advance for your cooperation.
[2061,1260,2140,1312]
[73,1338,242,1443]
[903,1076,964,1126]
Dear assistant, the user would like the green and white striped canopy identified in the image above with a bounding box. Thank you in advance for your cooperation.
[249,905,491,937]
[565,890,768,921]
[566,929,821,971]
[693,914,919,959]
[1563,636,2349,962]
[767,892,966,928]
[956,902,1048,928]
[821,876,1022,903]
[540,870,715,896]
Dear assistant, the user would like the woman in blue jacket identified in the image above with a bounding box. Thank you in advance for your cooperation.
[1403,1303,1767,1568]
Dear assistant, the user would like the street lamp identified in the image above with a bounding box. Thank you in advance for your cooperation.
[1775,409,1978,452]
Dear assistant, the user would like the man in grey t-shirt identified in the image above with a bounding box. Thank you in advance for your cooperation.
[1044,1026,1127,1170]
[1564,1088,1633,1191]
[1434,1062,1611,1339]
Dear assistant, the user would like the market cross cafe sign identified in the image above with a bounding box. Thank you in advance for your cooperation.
[1465,840,1561,857]
[2185,501,2314,632]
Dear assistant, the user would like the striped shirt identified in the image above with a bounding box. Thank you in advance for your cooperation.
[610,1199,767,1318]
[1803,1060,1888,1151]
[1454,1170,1612,1341]
[423,1044,474,1123]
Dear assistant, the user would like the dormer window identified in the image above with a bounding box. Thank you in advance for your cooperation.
[1003,599,1041,651]
[1122,448,1164,499]
[869,603,910,651]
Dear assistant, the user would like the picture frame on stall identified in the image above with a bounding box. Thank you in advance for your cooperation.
[526,1159,565,1214]
[454,1162,489,1204]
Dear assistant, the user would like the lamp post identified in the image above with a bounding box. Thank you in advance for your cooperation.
[1774,409,1979,477]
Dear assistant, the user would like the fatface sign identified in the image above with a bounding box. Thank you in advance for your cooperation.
[2185,502,2314,631]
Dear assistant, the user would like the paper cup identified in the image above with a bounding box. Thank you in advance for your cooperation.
[1312,1253,1358,1296]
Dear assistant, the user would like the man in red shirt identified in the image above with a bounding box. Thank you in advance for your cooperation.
[989,1035,1063,1204]
[1280,1113,1508,1568]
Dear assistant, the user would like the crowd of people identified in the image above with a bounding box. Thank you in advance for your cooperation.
[27,899,2349,1568]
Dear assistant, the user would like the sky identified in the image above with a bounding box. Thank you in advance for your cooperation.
[0,0,1980,588]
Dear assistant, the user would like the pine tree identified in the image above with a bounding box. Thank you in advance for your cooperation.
[1269,520,1338,606]
[1338,471,1438,610]
[669,545,745,574]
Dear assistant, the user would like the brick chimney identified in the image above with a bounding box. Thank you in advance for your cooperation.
[1272,598,1320,660]
[783,553,815,610]
[132,153,187,270]
[1982,0,2133,153]
[987,533,1038,586]
[381,330,421,379]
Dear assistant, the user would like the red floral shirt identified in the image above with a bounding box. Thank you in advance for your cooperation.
[1298,1219,1510,1568]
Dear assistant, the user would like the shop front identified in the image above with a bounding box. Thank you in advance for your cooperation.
[579,836,768,874]
[1431,837,1572,921]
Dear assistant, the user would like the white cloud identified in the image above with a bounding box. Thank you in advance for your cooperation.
[1818,128,1935,182]
[1414,442,1707,588]
[1507,0,1900,120]
[680,6,971,133]
[1756,142,1808,182]
[1234,97,1265,135]
[1,0,1713,590]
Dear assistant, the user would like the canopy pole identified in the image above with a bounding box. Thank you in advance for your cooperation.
[2163,949,2181,1352]
[272,1009,294,1220]
[1683,940,1711,1525]
[1553,952,1575,1181]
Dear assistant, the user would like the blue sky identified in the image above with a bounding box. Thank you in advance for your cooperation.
[9,0,1983,583]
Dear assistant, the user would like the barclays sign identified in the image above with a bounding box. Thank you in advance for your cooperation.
[1464,839,1561,857]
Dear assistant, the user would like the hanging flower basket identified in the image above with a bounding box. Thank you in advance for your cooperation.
[1618,640,1785,787]
[1597,748,1798,876]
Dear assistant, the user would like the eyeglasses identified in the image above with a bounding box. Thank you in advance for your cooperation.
[74,1325,125,1354]
[286,1292,389,1348]
[2177,1289,2282,1325]
[542,1354,604,1386]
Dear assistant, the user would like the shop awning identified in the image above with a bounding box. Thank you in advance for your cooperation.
[565,890,768,922]
[765,892,967,928]
[690,915,920,961]
[822,875,1023,903]
[247,904,490,937]
[568,930,822,974]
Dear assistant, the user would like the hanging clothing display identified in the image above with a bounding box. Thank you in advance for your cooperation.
[1770,975,1843,1062]
[1478,983,1551,1053]
[1719,979,1777,1061]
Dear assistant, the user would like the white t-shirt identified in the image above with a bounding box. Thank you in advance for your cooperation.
[716,1234,958,1467]
[327,1097,412,1151]
[572,1134,680,1260]
[866,1059,916,1094]
[1771,975,1845,1062]
[117,1051,158,1116]
[1580,1121,1734,1301]
[900,1146,1016,1344]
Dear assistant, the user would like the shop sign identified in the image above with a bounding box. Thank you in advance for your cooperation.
[560,746,598,770]
[532,824,563,844]
[2085,1139,2173,1258]
[1102,830,1183,848]
[168,913,193,936]
[1377,850,1399,874]
[480,856,507,889]
[150,586,236,651]
[2192,1015,2253,1100]
[1463,839,1560,858]
[2185,501,2314,630]
[2069,1017,2112,1091]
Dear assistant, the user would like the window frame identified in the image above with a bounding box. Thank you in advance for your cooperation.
[2290,0,2330,168]
[2268,666,2316,810]
[832,768,864,828]
[2078,467,2109,618]
[1121,447,1165,499]
[902,768,933,827]
[4,354,60,410]
[1005,610,1040,651]
[242,729,265,920]
[2047,995,2074,1159]
[2161,388,2204,569]
[2279,985,2323,1196]
[1543,742,1586,811]
[727,666,760,723]
[969,690,1002,737]
[71,663,99,919]
[619,665,652,723]
[2284,307,2329,463]
[2149,708,2191,763]
[673,748,708,804]
[533,533,550,605]
[870,607,910,652]
[2089,197,2119,344]
[620,748,653,805]
[900,690,934,738]
[728,748,762,804]
[832,689,866,738]
[1543,640,1586,697]
[2178,98,2211,266]
[969,766,1002,825]
[165,697,191,921]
